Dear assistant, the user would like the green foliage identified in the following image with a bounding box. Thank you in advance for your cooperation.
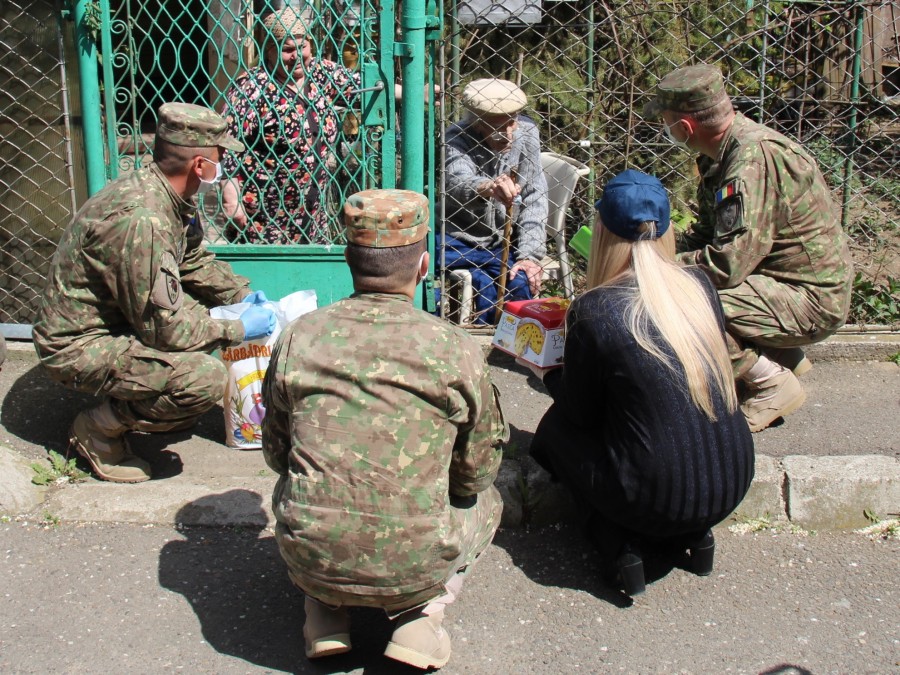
[889,351,900,365]
[849,273,899,327]
[30,450,89,486]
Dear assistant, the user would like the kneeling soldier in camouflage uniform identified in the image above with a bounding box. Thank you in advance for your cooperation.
[644,65,853,432]
[262,189,507,670]
[33,103,275,483]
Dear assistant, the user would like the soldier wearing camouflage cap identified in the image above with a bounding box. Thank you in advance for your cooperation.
[33,102,273,484]
[644,64,853,432]
[442,78,549,324]
[262,189,506,670]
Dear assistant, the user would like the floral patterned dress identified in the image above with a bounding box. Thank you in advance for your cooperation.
[221,60,360,244]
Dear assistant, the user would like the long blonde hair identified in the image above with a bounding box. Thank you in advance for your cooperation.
[585,215,738,419]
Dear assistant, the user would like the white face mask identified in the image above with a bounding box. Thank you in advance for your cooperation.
[415,251,428,285]
[197,158,222,194]
[663,121,690,150]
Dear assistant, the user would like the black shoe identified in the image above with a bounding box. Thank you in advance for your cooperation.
[616,542,645,596]
[688,530,715,576]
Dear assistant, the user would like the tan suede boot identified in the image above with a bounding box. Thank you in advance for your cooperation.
[303,597,351,658]
[384,607,451,670]
[763,346,812,376]
[69,401,151,483]
[741,355,807,432]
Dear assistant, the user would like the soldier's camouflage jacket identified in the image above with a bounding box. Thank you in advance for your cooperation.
[33,165,250,386]
[676,112,852,330]
[262,292,507,605]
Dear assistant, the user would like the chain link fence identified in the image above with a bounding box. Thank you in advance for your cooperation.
[2,2,898,329]
[0,0,80,329]
[104,0,392,247]
[437,0,900,327]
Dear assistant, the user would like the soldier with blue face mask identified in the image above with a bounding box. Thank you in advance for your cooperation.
[644,64,853,433]
[33,102,274,483]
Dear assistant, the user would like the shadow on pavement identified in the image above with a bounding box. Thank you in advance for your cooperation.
[159,490,428,675]
[492,522,685,610]
[0,362,91,455]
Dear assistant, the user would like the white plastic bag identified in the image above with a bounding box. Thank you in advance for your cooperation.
[210,289,317,449]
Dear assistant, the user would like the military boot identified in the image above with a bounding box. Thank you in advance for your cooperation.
[740,355,806,433]
[763,346,812,376]
[69,401,151,483]
[303,597,351,658]
[384,607,451,670]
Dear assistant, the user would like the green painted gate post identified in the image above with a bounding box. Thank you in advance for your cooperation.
[398,0,437,309]
[399,0,426,193]
[73,0,107,195]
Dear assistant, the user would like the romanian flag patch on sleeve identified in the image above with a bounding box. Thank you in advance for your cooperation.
[715,181,739,203]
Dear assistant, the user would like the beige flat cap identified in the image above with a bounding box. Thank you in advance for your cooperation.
[462,78,527,115]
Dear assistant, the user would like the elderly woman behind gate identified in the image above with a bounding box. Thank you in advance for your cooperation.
[220,7,360,245]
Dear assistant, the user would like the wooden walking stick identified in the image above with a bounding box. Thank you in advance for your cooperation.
[494,167,518,324]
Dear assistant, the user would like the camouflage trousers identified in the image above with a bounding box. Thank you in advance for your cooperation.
[47,336,227,432]
[720,274,844,378]
[292,484,502,616]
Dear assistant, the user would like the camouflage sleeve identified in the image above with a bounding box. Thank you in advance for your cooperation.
[179,218,251,306]
[261,328,292,476]
[119,208,245,352]
[676,158,774,289]
[447,333,508,497]
[514,121,548,261]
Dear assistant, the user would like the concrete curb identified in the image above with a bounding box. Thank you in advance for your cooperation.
[4,444,897,532]
[474,329,900,362]
[497,453,900,532]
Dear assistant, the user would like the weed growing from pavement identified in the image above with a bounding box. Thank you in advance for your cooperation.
[41,512,60,527]
[503,440,520,460]
[728,515,812,536]
[889,351,900,365]
[859,510,900,540]
[30,450,89,486]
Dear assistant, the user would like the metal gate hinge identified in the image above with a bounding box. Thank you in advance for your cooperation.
[393,42,414,58]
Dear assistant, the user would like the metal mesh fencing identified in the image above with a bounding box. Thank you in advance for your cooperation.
[103,0,394,246]
[437,0,900,327]
[0,0,78,328]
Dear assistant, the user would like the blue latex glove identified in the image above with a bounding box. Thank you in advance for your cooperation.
[240,305,276,340]
[244,290,268,305]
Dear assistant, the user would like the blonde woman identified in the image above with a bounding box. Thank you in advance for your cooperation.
[528,170,754,597]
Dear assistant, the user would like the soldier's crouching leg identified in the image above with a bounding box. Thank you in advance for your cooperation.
[383,486,502,670]
[101,345,227,432]
[717,276,836,380]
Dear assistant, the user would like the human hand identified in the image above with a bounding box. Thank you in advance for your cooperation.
[477,175,521,208]
[244,290,269,305]
[510,258,543,296]
[240,305,276,340]
[221,179,248,228]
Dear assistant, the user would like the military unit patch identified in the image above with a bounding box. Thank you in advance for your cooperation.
[715,181,739,203]
[150,251,184,312]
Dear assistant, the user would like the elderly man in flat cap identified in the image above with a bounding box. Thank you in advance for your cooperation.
[644,64,853,432]
[33,102,275,483]
[262,189,506,670]
[442,78,548,324]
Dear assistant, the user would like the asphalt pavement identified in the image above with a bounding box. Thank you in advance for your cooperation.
[0,338,898,673]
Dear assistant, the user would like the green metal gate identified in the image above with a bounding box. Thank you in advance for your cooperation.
[78,0,439,307]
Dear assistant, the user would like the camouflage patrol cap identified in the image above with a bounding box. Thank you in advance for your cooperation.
[643,65,728,119]
[156,102,244,152]
[343,189,430,247]
[462,79,527,116]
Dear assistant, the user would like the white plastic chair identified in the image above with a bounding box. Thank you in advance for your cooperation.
[540,152,590,300]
